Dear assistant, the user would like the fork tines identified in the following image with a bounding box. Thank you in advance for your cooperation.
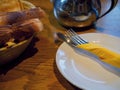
[65,29,88,45]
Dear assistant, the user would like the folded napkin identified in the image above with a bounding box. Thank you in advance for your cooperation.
[77,43,120,68]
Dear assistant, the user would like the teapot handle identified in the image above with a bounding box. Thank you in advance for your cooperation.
[98,0,118,19]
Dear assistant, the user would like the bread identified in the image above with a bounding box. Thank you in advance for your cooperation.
[0,8,44,25]
[0,0,23,12]
[0,1,44,48]
[11,18,43,43]
[0,0,44,65]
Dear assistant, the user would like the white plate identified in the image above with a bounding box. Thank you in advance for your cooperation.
[56,33,120,90]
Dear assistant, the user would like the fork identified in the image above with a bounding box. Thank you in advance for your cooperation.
[65,29,88,46]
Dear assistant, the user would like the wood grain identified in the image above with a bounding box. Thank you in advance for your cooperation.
[0,0,120,90]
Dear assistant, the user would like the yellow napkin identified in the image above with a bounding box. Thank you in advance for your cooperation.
[77,43,120,68]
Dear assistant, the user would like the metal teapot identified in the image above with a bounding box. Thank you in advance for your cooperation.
[52,0,118,28]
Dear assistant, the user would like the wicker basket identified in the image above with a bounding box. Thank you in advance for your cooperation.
[0,0,35,65]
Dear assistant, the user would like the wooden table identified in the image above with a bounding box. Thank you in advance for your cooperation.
[0,0,120,90]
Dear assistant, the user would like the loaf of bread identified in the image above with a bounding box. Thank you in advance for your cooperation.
[0,0,44,48]
[11,18,43,43]
[0,19,43,47]
[0,8,45,25]
[0,7,44,48]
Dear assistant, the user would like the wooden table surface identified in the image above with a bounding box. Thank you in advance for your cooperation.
[0,0,120,90]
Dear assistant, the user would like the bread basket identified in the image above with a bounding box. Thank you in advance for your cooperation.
[0,0,36,65]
